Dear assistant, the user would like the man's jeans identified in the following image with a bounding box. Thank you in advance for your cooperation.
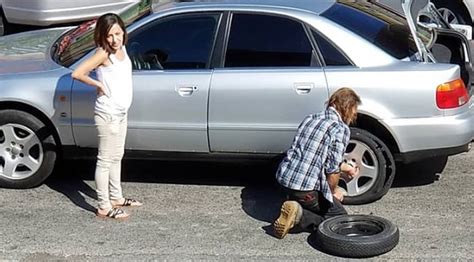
[284,187,347,231]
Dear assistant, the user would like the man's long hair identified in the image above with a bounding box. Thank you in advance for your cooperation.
[327,88,361,125]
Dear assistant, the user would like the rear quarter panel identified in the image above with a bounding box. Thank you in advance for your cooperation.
[0,69,75,146]
[325,62,461,119]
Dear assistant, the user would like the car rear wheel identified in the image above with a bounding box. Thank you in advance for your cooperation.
[340,128,395,205]
[0,110,57,188]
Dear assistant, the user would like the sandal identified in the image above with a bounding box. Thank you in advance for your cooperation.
[96,207,129,220]
[112,198,143,208]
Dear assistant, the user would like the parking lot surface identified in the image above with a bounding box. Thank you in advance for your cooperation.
[0,147,473,260]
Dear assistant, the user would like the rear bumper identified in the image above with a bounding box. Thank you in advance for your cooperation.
[395,142,471,163]
[384,103,473,163]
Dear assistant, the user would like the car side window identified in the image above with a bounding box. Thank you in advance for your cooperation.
[225,13,315,67]
[312,30,352,66]
[127,14,220,70]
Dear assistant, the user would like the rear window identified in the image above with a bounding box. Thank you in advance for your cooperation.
[321,1,432,59]
[53,0,151,67]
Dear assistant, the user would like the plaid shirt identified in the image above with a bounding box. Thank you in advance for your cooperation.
[276,107,350,203]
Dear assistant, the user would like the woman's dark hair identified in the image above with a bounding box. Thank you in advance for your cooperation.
[327,87,361,125]
[94,13,128,54]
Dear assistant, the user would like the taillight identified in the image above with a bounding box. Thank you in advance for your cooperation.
[436,79,469,109]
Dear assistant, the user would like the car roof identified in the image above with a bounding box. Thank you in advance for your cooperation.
[152,0,337,15]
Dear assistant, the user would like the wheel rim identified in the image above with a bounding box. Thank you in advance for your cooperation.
[341,140,379,197]
[331,219,384,237]
[0,123,43,180]
[438,8,460,24]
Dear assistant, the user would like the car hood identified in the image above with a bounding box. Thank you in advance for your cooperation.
[0,28,70,75]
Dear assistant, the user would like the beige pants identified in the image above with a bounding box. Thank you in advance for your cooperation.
[94,112,127,210]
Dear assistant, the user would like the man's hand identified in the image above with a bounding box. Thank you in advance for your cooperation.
[333,187,346,202]
[341,160,360,181]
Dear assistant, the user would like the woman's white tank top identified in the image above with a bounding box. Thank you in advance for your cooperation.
[95,46,133,116]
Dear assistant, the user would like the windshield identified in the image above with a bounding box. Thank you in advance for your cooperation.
[322,0,434,59]
[52,0,151,67]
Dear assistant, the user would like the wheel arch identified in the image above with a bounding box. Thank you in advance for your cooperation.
[463,0,474,23]
[352,113,400,155]
[0,101,63,153]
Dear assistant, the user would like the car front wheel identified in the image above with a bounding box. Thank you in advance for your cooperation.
[340,128,395,205]
[0,110,57,188]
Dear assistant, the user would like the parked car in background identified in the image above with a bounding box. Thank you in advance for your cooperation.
[0,0,140,36]
[0,0,472,204]
[379,0,474,26]
[430,0,474,25]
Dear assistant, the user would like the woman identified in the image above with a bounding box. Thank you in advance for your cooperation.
[72,13,142,220]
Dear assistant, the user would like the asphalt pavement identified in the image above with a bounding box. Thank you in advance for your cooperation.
[0,146,473,260]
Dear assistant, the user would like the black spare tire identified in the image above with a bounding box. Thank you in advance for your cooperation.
[314,214,399,258]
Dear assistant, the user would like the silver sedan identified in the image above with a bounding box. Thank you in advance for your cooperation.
[0,0,472,204]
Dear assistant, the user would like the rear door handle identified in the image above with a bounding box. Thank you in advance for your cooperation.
[176,86,198,97]
[294,83,314,95]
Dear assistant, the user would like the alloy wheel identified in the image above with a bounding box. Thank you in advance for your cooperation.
[342,140,379,197]
[0,123,43,180]
[438,7,460,24]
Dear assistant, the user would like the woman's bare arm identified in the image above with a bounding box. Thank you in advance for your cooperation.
[71,48,109,96]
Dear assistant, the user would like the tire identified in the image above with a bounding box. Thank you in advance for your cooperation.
[431,0,472,25]
[0,10,5,36]
[340,128,395,205]
[0,110,57,188]
[315,215,399,258]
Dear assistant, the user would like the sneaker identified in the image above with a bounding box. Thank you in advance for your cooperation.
[273,201,302,239]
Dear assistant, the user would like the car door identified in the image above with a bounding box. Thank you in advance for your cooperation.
[72,12,222,152]
[209,13,329,153]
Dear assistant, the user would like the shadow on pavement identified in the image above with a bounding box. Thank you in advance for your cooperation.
[44,155,448,217]
[240,186,285,223]
[120,159,275,186]
[391,157,447,188]
[46,163,97,213]
[48,159,276,186]
[46,159,280,213]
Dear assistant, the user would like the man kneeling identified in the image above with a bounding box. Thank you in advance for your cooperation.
[273,87,361,239]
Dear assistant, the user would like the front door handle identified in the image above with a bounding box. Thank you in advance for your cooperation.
[294,83,314,95]
[176,86,197,97]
